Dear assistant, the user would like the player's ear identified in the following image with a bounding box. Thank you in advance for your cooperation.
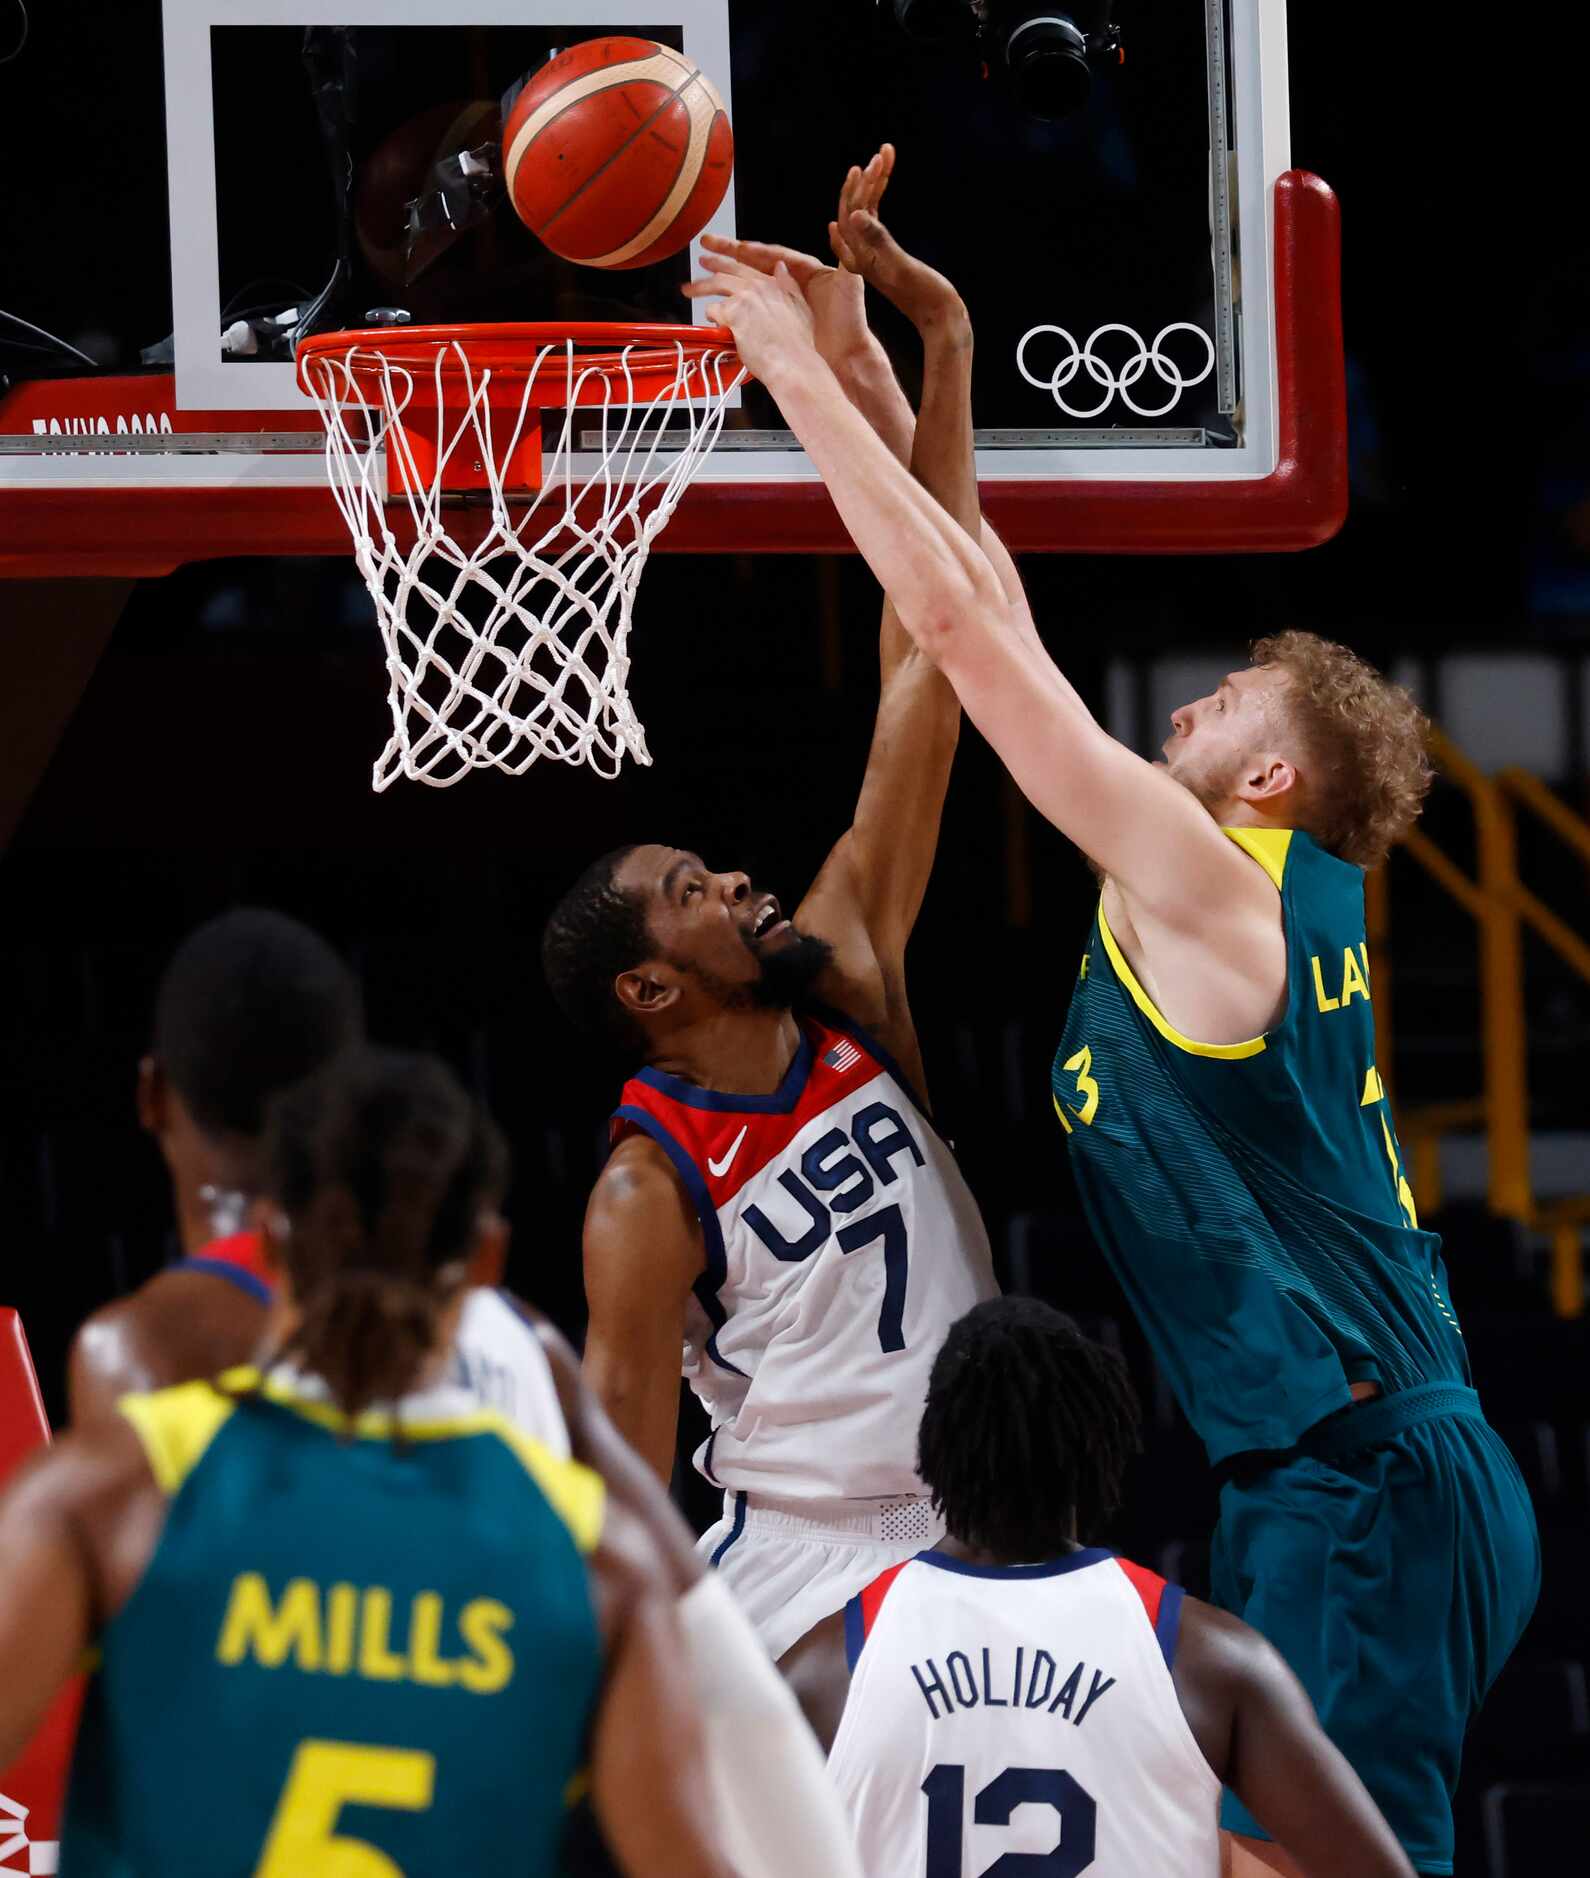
[1238,752,1297,804]
[614,964,681,1021]
[466,1212,509,1290]
[136,1055,166,1135]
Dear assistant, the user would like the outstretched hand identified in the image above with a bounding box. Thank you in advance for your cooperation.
[830,157,967,338]
[689,147,895,370]
[683,252,818,383]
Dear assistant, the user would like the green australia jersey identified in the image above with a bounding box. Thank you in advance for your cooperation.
[62,1369,606,1877]
[1054,827,1469,1465]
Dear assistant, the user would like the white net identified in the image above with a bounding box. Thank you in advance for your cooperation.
[300,331,745,790]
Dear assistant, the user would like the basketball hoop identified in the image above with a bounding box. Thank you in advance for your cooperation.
[296,322,745,790]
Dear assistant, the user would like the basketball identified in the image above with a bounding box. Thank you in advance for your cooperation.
[502,37,733,270]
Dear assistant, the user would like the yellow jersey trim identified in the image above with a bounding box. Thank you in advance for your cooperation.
[118,1381,238,1496]
[216,1367,606,1557]
[1096,907,1269,1061]
[1221,825,1295,890]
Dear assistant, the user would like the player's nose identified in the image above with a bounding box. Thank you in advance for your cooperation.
[719,871,752,905]
[1170,704,1193,736]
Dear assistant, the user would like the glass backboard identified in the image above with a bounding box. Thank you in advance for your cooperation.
[0,0,1343,574]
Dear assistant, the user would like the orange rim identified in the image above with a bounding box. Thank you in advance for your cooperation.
[296,321,743,407]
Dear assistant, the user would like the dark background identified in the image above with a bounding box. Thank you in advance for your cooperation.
[2,5,1589,1869]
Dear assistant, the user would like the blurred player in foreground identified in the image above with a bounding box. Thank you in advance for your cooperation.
[65,909,862,1878]
[69,908,364,1416]
[695,233,1539,1876]
[0,1049,731,1877]
[784,1298,1415,1878]
[544,149,1004,1658]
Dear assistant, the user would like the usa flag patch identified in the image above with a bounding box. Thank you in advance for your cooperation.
[824,1039,862,1073]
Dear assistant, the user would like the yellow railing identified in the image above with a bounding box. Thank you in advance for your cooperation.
[1367,729,1590,1318]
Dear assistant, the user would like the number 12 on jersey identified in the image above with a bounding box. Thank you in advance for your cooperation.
[923,1762,1098,1875]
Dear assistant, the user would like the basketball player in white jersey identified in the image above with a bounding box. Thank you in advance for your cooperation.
[69,909,863,1878]
[542,153,1011,1658]
[784,1299,1415,1878]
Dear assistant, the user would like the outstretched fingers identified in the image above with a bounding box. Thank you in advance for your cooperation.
[682,256,812,342]
[700,231,824,283]
[838,207,901,287]
[833,144,897,272]
[682,250,765,304]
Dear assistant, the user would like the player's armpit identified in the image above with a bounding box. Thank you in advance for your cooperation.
[1196,1608,1415,1878]
[581,1136,705,1486]
[588,1507,735,1878]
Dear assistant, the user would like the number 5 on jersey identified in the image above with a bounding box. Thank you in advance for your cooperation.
[256,1740,433,1876]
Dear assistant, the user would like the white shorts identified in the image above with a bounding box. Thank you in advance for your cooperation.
[699,1490,944,1661]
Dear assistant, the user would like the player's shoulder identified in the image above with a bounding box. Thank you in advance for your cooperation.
[583,1134,704,1293]
[588,1130,696,1226]
[1172,1590,1293,1699]
[69,1265,265,1424]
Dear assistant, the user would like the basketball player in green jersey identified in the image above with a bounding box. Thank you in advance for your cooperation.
[0,1049,733,1878]
[695,242,1540,1876]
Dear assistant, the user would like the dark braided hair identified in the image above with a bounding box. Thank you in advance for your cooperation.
[540,845,651,1056]
[261,1048,508,1420]
[918,1298,1143,1559]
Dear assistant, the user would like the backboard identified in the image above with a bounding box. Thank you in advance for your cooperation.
[0,1,1343,576]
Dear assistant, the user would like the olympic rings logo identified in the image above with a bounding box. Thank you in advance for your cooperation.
[1016,321,1216,420]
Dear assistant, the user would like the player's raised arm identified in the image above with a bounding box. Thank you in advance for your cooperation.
[698,261,1264,932]
[692,164,988,1092]
[803,198,979,999]
[699,149,916,469]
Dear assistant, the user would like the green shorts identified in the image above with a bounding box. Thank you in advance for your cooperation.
[1212,1383,1540,1875]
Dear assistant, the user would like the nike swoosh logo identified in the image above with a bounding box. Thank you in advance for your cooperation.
[708,1125,749,1180]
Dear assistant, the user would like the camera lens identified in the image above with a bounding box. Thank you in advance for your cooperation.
[1005,15,1094,120]
[892,0,980,44]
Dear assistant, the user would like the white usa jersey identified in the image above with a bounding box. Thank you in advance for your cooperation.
[175,1237,571,1458]
[612,1009,997,1502]
[449,1289,571,1458]
[829,1549,1221,1877]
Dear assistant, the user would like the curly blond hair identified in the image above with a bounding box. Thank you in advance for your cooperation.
[1251,630,1432,868]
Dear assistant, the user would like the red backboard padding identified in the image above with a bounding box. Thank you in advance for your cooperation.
[0,1309,81,1876]
[0,1311,49,1484]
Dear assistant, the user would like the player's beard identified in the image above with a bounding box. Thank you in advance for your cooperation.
[1164,746,1245,821]
[745,929,834,1011]
[679,928,834,1014]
